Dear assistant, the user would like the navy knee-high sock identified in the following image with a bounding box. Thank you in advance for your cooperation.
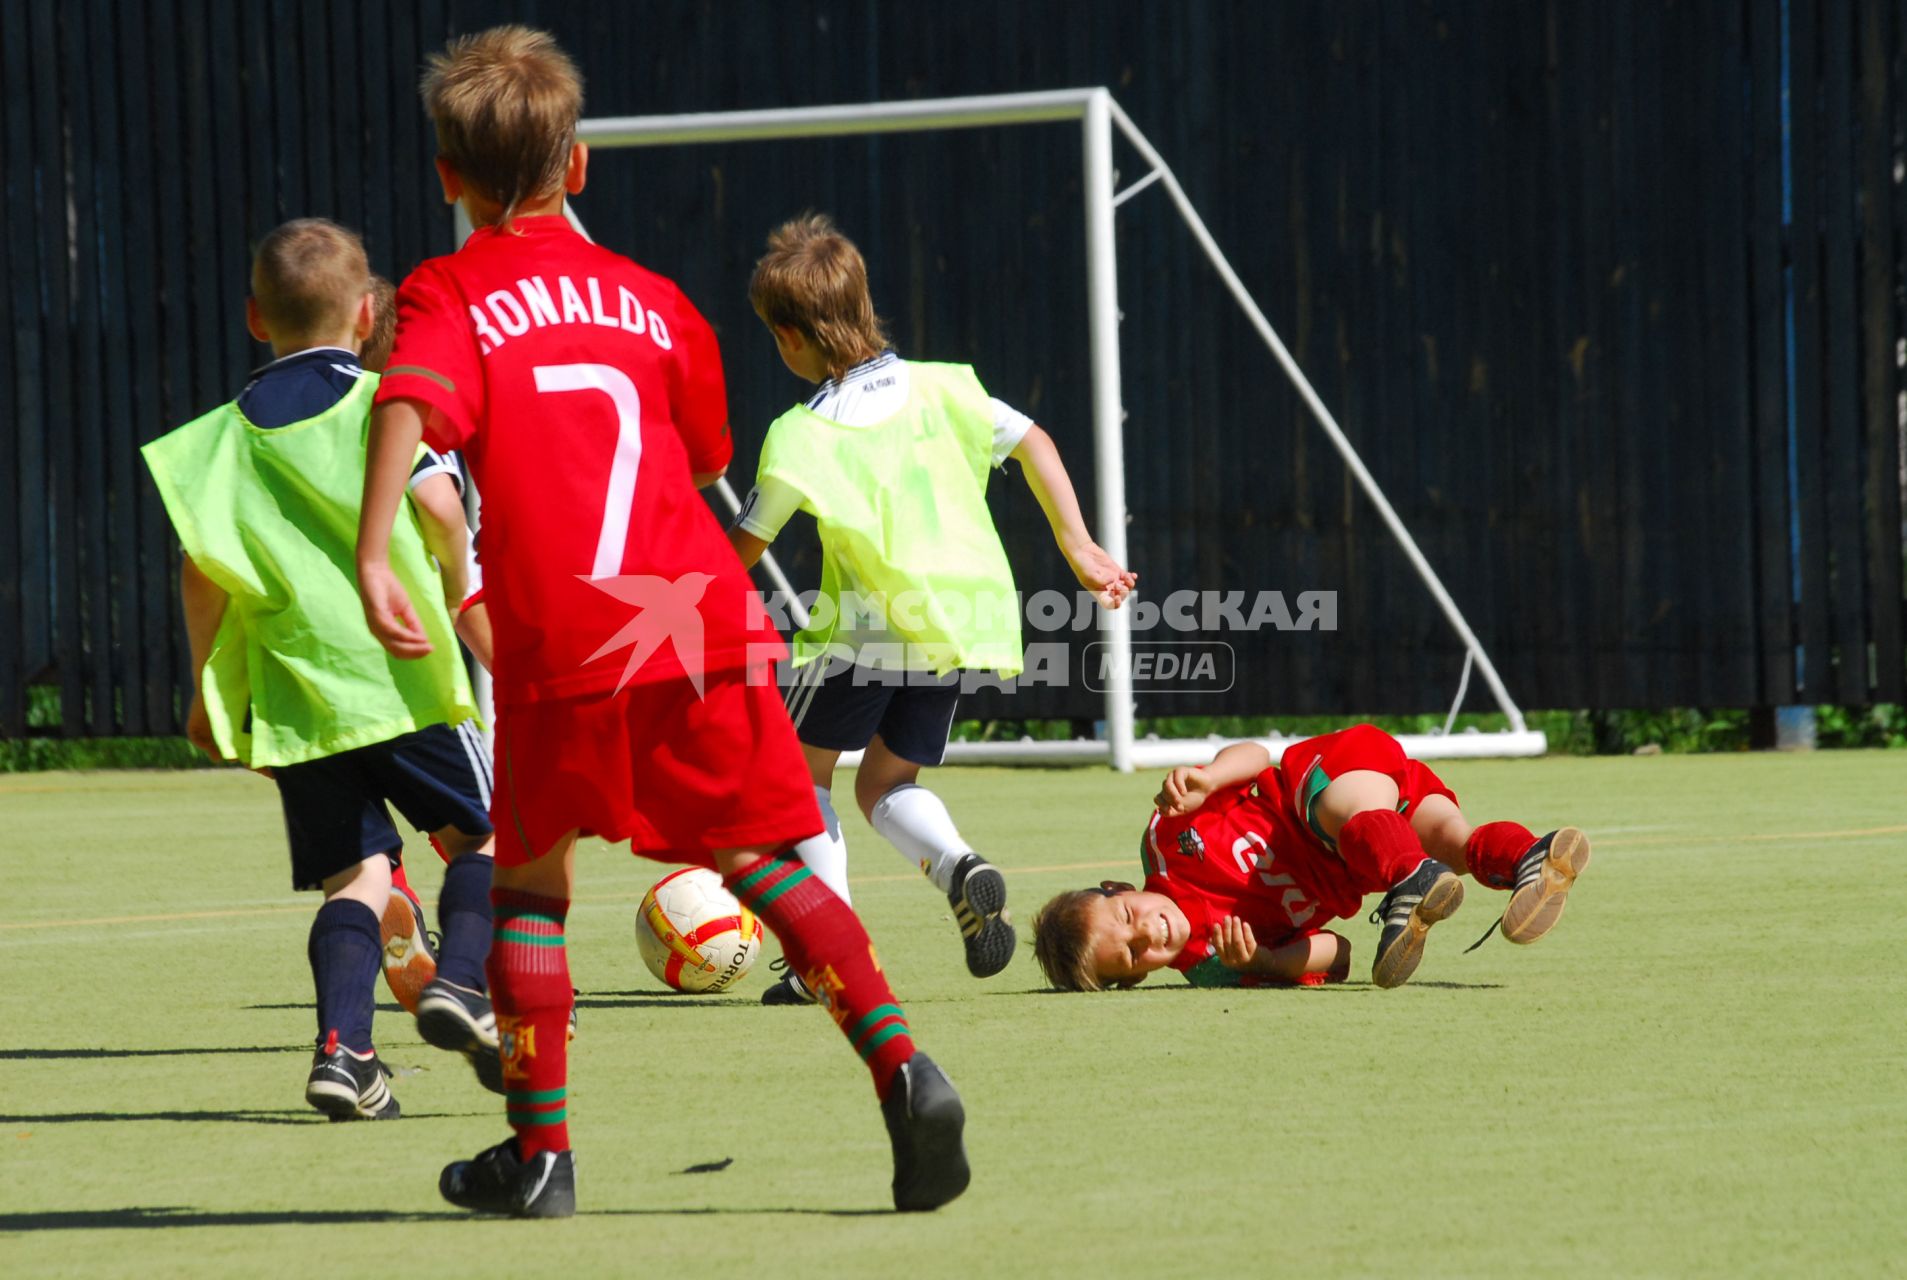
[435,852,494,991]
[308,899,382,1053]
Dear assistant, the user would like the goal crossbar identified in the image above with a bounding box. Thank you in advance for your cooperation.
[564,88,1543,767]
[577,89,1104,148]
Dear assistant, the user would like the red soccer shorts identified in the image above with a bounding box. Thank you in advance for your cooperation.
[489,666,823,868]
[1274,723,1459,850]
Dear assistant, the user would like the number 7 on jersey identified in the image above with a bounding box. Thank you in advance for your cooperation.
[533,363,642,579]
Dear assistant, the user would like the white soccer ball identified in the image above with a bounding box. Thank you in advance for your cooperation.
[635,867,764,993]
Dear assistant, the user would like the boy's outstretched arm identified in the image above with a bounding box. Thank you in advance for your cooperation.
[357,398,433,658]
[407,471,471,616]
[1156,741,1273,815]
[1010,424,1137,609]
[179,554,229,761]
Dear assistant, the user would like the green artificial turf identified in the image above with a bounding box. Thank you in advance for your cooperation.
[2,751,1903,1277]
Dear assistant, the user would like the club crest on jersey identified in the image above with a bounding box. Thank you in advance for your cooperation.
[1178,829,1206,860]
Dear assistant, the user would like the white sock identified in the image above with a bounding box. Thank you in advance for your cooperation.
[870,783,973,893]
[792,784,851,904]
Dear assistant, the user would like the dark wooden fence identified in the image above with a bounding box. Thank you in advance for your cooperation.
[3,0,1902,736]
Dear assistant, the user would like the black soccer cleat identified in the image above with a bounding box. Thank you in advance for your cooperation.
[1369,857,1465,989]
[441,1138,576,1218]
[947,855,1016,978]
[305,1034,400,1121]
[1500,828,1591,945]
[415,979,504,1094]
[760,957,816,1006]
[881,1053,970,1212]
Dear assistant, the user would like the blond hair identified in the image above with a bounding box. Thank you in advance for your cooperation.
[422,24,583,225]
[251,219,369,346]
[748,213,889,377]
[362,275,397,372]
[1032,889,1116,993]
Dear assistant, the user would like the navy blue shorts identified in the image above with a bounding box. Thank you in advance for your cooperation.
[273,721,494,891]
[783,662,962,766]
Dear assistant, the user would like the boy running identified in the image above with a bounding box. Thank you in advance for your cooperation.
[142,219,501,1119]
[357,26,969,1218]
[731,215,1136,1002]
[1031,724,1592,991]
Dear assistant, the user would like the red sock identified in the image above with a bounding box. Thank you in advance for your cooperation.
[725,853,916,1100]
[1464,821,1536,890]
[1337,809,1429,890]
[390,860,414,900]
[486,889,572,1158]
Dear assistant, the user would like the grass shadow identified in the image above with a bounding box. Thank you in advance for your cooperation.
[1401,981,1505,990]
[1115,978,1506,993]
[984,979,1504,996]
[0,1045,296,1061]
[243,1003,406,1014]
[574,995,748,1010]
[2,1110,323,1127]
[583,1207,897,1218]
[0,1207,461,1231]
[4,1109,492,1126]
[1,1204,902,1231]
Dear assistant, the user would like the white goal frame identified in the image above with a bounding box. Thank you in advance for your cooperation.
[493,87,1545,768]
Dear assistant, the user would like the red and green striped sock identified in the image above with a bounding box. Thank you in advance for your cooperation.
[486,889,572,1158]
[725,853,916,1100]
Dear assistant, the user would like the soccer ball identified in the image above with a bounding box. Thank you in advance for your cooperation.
[635,867,764,993]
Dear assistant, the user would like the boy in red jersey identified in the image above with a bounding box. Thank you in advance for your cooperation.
[356,26,967,1217]
[1032,724,1592,991]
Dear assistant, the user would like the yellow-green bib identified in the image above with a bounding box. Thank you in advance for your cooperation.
[758,362,1023,675]
[142,372,476,767]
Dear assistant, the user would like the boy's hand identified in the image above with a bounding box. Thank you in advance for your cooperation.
[185,693,222,762]
[1065,541,1138,610]
[358,560,433,659]
[1155,765,1216,815]
[1210,915,1258,970]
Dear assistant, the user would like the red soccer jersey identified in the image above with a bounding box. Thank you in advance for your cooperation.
[1139,771,1367,976]
[377,217,780,705]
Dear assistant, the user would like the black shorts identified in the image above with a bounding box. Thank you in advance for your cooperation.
[783,661,962,766]
[274,720,494,891]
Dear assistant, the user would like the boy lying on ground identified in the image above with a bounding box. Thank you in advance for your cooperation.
[1032,724,1590,992]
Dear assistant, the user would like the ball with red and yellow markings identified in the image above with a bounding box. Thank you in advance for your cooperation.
[636,867,764,993]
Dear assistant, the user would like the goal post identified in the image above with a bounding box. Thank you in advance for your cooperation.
[469,88,1543,767]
